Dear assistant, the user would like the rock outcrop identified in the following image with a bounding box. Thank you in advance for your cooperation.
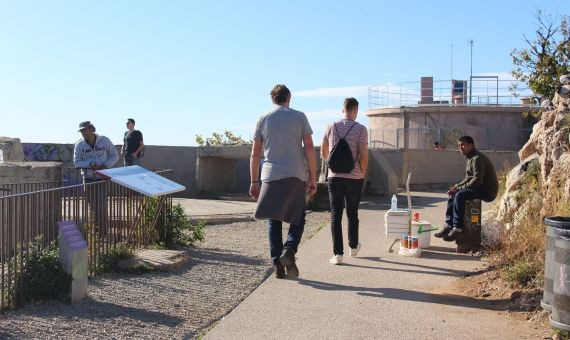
[490,75,570,241]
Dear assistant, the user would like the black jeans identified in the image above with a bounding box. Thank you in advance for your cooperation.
[445,188,491,228]
[327,177,364,255]
[123,154,140,166]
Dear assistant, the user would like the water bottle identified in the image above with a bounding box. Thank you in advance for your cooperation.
[391,194,398,211]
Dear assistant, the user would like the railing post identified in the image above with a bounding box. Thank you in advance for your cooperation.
[396,128,400,149]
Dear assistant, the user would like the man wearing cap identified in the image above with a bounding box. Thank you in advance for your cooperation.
[74,121,119,179]
[73,121,119,231]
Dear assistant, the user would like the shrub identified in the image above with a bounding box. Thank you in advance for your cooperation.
[491,161,545,288]
[97,243,134,273]
[491,159,570,288]
[3,238,72,308]
[155,203,206,249]
[24,240,71,302]
[195,130,252,146]
[503,259,543,287]
[552,327,570,339]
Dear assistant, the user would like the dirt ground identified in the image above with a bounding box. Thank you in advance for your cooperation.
[433,264,558,339]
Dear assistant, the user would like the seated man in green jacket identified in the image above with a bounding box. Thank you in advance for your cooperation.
[435,135,499,242]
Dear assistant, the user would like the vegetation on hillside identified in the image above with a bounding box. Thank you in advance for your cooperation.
[489,160,570,290]
[511,10,569,108]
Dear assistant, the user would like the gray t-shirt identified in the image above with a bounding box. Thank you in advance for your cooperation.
[254,106,313,182]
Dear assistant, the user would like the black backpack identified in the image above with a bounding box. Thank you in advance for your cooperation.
[327,123,359,173]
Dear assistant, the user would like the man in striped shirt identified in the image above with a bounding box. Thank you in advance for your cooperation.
[321,98,369,265]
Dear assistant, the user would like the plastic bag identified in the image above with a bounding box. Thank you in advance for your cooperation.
[398,247,421,257]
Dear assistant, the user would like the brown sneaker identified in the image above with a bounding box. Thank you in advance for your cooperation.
[279,247,299,278]
[274,263,285,279]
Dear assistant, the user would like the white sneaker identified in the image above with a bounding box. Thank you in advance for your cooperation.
[329,254,343,265]
[349,242,361,257]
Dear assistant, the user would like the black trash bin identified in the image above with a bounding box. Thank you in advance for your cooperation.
[542,217,570,310]
[550,222,570,331]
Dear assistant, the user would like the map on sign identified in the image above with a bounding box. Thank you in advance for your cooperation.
[96,166,185,197]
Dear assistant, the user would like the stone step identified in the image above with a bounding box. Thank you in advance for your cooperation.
[117,249,189,271]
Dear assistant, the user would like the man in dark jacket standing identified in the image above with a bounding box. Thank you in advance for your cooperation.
[435,136,498,241]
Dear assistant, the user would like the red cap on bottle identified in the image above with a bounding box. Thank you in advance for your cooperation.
[413,212,420,222]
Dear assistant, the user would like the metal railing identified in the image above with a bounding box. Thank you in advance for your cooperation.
[0,169,173,310]
[368,79,534,109]
[369,127,532,151]
[0,181,69,197]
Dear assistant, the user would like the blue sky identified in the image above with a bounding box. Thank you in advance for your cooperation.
[1,0,568,146]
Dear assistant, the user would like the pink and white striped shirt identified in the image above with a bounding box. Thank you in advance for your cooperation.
[324,119,368,179]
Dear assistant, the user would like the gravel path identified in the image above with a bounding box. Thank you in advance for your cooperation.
[0,212,329,339]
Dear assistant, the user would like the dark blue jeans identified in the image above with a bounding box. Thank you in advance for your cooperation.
[84,179,108,233]
[445,188,491,228]
[268,210,305,265]
[328,177,364,255]
[123,154,140,166]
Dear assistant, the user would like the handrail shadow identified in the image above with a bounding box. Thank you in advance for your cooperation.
[297,278,507,311]
[353,257,468,276]
[339,262,463,277]
[0,298,184,327]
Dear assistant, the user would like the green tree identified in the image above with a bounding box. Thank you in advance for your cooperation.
[511,10,569,103]
[195,130,252,146]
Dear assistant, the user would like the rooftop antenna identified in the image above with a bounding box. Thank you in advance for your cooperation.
[467,39,474,104]
[450,44,454,80]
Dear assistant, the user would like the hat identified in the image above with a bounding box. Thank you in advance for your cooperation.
[78,121,93,131]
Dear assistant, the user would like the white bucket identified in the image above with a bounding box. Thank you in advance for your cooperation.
[411,221,434,249]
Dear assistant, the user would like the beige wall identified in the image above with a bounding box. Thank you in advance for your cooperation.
[367,106,535,151]
[0,162,62,185]
[365,149,518,195]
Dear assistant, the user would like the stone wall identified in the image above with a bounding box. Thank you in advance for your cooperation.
[18,142,518,198]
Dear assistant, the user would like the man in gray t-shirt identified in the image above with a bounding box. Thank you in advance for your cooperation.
[253,103,313,183]
[250,84,317,279]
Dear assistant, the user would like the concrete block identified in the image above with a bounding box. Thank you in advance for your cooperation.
[0,137,25,162]
[0,161,62,185]
[58,221,88,303]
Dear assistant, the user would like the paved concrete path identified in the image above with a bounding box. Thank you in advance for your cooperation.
[204,191,540,340]
[174,198,256,224]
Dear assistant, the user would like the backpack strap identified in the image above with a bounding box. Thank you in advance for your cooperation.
[341,122,357,140]
[332,121,357,144]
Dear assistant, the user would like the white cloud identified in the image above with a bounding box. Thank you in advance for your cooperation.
[304,109,342,120]
[293,86,370,98]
